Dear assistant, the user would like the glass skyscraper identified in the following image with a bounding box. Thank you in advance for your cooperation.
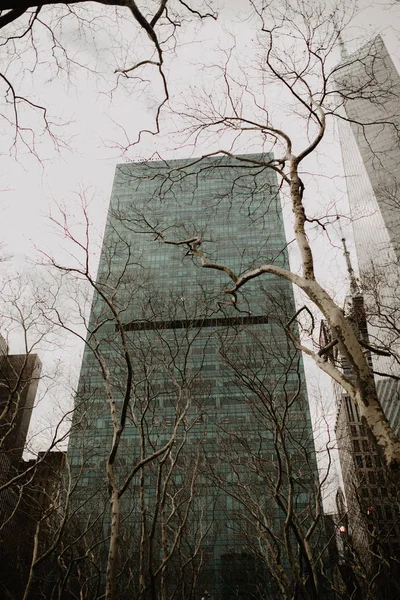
[337,35,400,424]
[68,155,324,599]
[337,36,400,268]
[331,36,400,596]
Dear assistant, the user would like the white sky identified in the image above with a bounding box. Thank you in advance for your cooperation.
[1,0,399,510]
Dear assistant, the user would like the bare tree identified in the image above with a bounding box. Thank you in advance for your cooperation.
[203,321,330,600]
[4,2,400,596]
[0,273,79,599]
[3,0,400,469]
[122,1,400,469]
[37,202,223,600]
[0,0,216,155]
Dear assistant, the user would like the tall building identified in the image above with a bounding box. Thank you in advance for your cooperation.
[320,242,400,599]
[332,38,400,595]
[0,342,41,549]
[337,35,400,266]
[0,337,59,599]
[337,35,400,428]
[0,450,66,599]
[68,155,325,599]
[0,338,42,475]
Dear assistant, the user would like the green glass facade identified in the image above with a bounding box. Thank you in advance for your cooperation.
[68,155,323,599]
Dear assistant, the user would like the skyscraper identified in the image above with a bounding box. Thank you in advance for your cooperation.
[329,38,400,596]
[326,288,400,595]
[337,35,400,423]
[319,236,400,597]
[337,35,400,267]
[68,155,324,599]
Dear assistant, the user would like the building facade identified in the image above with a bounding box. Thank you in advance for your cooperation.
[0,450,66,599]
[332,38,400,595]
[337,35,400,266]
[337,35,400,385]
[0,339,42,473]
[320,265,400,598]
[0,337,67,598]
[334,300,400,598]
[67,155,327,599]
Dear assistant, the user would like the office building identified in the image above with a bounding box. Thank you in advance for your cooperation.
[0,451,66,599]
[0,338,42,475]
[0,337,60,599]
[68,155,325,599]
[320,243,400,598]
[337,35,400,266]
[337,35,400,430]
[332,36,400,593]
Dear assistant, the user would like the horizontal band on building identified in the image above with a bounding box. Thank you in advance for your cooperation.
[122,314,269,332]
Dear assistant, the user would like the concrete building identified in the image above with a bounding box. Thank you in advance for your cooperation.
[0,350,42,472]
[0,338,67,598]
[0,334,42,488]
[320,244,400,597]
[0,451,66,599]
[68,155,325,599]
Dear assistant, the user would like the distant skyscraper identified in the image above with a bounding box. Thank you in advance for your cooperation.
[337,35,400,427]
[68,155,324,599]
[337,35,400,268]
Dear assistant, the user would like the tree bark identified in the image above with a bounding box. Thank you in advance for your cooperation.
[105,483,120,600]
